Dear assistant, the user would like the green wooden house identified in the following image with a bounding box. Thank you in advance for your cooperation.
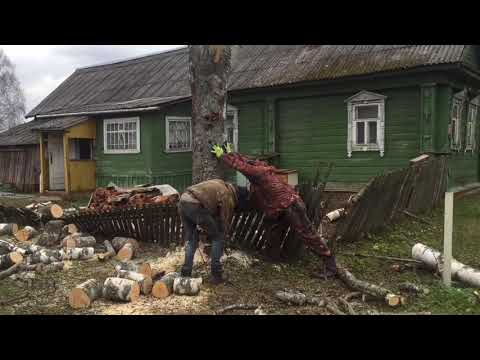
[23,45,480,193]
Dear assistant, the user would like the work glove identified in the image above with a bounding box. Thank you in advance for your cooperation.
[223,142,234,154]
[211,143,224,159]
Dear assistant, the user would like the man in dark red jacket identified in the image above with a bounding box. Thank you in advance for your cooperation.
[211,143,337,278]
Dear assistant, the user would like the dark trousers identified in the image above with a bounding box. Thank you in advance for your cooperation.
[268,199,331,258]
[178,200,224,275]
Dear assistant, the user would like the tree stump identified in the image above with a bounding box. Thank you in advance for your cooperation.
[36,220,65,247]
[102,277,140,303]
[116,270,153,295]
[0,223,18,236]
[0,252,23,270]
[173,277,203,296]
[69,279,103,309]
[152,272,180,299]
[14,226,38,242]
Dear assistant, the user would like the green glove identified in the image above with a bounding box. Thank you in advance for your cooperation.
[223,142,234,154]
[211,143,224,158]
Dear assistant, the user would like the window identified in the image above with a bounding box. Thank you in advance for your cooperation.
[346,91,386,157]
[69,139,93,160]
[466,104,477,151]
[450,100,462,150]
[166,117,192,152]
[224,106,238,151]
[104,117,140,154]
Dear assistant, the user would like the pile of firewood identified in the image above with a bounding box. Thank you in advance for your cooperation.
[88,184,180,211]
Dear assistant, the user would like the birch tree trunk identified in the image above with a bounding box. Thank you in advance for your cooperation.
[189,45,231,183]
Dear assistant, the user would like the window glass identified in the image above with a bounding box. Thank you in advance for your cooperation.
[168,119,191,151]
[356,105,378,120]
[368,121,377,144]
[356,122,365,144]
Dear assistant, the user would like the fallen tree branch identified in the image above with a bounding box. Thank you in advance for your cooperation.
[339,252,422,264]
[403,210,433,225]
[336,265,405,307]
[325,301,345,315]
[338,297,357,315]
[216,304,259,315]
[275,290,325,306]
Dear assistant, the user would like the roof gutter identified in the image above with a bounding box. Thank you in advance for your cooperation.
[35,106,162,118]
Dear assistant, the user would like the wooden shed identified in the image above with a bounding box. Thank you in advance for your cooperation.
[0,122,43,192]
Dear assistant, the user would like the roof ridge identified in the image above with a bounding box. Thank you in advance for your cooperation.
[77,46,188,71]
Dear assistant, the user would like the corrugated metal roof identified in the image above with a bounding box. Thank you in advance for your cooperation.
[27,45,471,117]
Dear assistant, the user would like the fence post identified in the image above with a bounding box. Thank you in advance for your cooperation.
[443,191,454,287]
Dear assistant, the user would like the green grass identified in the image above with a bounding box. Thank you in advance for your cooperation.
[337,193,480,314]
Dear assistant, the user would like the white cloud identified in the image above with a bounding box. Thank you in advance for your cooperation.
[0,45,184,115]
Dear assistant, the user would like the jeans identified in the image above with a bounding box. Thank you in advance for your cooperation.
[178,200,224,276]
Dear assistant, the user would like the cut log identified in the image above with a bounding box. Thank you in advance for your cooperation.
[116,270,153,295]
[116,243,135,261]
[325,208,346,222]
[35,203,64,220]
[0,252,24,270]
[152,272,180,299]
[69,279,103,309]
[275,290,325,306]
[14,226,38,242]
[0,223,18,236]
[0,239,27,255]
[63,234,96,248]
[97,240,116,261]
[61,208,79,218]
[336,266,404,307]
[216,304,260,315]
[412,243,480,288]
[111,237,139,252]
[26,248,63,264]
[60,247,95,261]
[115,261,152,278]
[398,282,430,295]
[36,220,65,247]
[102,277,140,303]
[173,277,203,296]
[63,224,78,235]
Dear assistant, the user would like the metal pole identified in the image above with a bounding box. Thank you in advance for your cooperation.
[443,191,454,287]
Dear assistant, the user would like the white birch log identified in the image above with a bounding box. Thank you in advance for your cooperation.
[111,237,139,252]
[60,247,95,261]
[325,208,346,222]
[97,240,116,261]
[116,270,153,295]
[412,243,480,288]
[69,279,103,309]
[173,277,203,296]
[103,277,140,302]
[62,234,96,248]
[0,223,18,236]
[14,226,38,242]
[27,247,95,264]
[152,272,180,299]
[115,261,152,277]
[0,239,27,255]
[0,252,23,270]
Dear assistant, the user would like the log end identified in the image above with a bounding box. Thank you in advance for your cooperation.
[143,276,153,295]
[51,204,64,218]
[138,263,152,278]
[116,243,134,262]
[69,288,91,309]
[10,252,24,264]
[67,224,78,234]
[152,281,170,299]
[130,283,141,302]
[385,294,402,307]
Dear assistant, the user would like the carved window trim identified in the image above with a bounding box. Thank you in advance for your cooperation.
[346,91,386,158]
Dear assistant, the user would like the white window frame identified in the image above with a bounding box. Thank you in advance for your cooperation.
[450,98,462,151]
[103,117,140,154]
[346,91,386,158]
[165,116,193,153]
[224,105,239,151]
[466,103,477,152]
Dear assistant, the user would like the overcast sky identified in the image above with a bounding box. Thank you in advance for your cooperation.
[0,45,184,115]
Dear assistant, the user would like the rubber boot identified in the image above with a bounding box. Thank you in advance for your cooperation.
[181,267,192,278]
[322,255,337,279]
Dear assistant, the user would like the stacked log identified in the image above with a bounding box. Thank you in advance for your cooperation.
[14,226,38,242]
[0,223,18,236]
[103,277,140,302]
[115,261,152,277]
[25,202,64,221]
[88,185,179,211]
[62,233,96,248]
[26,247,95,264]
[69,279,103,309]
[152,272,180,299]
[116,270,153,295]
[112,237,140,261]
[36,220,65,247]
[0,239,27,255]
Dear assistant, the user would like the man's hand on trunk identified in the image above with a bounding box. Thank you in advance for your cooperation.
[211,143,224,158]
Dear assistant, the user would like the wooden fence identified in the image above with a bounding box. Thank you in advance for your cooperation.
[0,146,40,193]
[336,155,448,242]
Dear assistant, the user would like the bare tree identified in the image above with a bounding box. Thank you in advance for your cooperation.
[189,45,232,183]
[0,49,26,132]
